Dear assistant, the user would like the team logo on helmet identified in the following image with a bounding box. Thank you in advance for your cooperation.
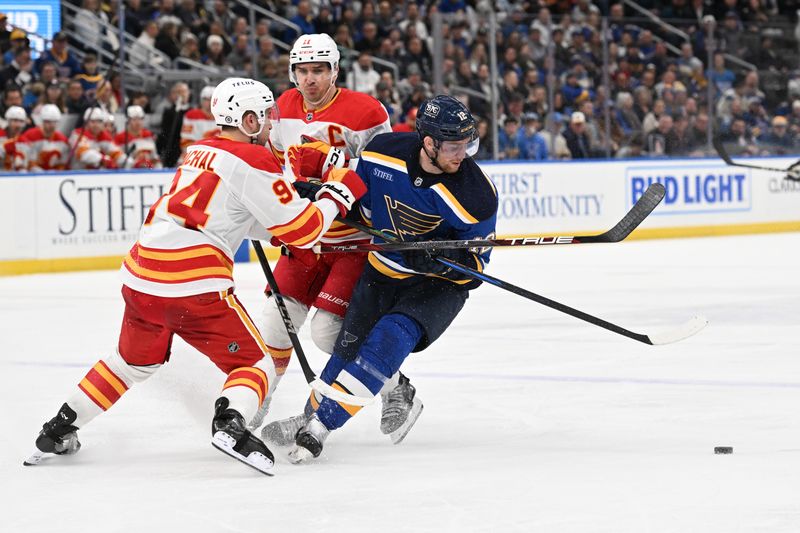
[423,103,440,118]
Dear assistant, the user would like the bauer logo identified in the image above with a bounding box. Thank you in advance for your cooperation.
[627,164,751,214]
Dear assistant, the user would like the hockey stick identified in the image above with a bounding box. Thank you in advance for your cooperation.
[314,183,666,253]
[251,240,373,406]
[713,136,800,181]
[316,196,706,346]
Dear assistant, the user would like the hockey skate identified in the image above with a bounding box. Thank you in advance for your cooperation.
[287,413,329,464]
[261,413,308,447]
[380,373,424,445]
[25,403,82,466]
[211,398,275,476]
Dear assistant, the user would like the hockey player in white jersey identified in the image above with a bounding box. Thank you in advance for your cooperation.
[27,77,367,476]
[256,33,424,444]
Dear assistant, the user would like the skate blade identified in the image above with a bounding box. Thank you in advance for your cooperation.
[287,444,315,464]
[23,450,47,466]
[211,431,275,476]
[389,398,424,445]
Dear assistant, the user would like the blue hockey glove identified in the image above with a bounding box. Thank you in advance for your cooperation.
[402,246,471,276]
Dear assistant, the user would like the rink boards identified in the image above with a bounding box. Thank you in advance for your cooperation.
[2,157,799,275]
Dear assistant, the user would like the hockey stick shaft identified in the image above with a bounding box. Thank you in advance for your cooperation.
[327,203,705,346]
[252,241,373,406]
[310,182,665,253]
[713,136,800,181]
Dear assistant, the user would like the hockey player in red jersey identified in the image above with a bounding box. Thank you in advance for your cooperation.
[255,34,424,443]
[114,105,162,168]
[180,85,220,153]
[19,104,69,171]
[0,106,28,171]
[27,77,367,476]
[68,107,126,169]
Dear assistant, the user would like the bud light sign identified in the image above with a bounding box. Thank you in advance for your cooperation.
[627,164,751,214]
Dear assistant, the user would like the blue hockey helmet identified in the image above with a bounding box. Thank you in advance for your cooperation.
[416,95,479,157]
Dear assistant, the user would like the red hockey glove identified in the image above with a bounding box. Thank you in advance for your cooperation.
[287,140,348,179]
[316,167,366,217]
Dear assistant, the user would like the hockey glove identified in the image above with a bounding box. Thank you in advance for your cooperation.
[287,139,348,179]
[316,167,366,216]
[402,246,474,279]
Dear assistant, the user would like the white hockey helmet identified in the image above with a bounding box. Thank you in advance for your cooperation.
[127,105,145,119]
[84,107,106,122]
[289,33,340,84]
[210,77,276,140]
[5,105,27,122]
[40,104,62,123]
[200,85,215,100]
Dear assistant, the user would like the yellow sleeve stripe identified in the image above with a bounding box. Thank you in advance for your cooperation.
[135,245,233,268]
[361,151,407,173]
[431,183,479,224]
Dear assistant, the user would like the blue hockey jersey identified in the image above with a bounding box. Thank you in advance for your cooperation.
[355,132,498,285]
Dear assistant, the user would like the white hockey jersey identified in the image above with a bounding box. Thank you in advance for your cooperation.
[115,129,162,168]
[269,87,391,243]
[180,108,220,150]
[19,127,70,171]
[0,129,26,171]
[68,128,126,169]
[120,137,340,297]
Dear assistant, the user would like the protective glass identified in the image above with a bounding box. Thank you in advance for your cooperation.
[439,138,480,158]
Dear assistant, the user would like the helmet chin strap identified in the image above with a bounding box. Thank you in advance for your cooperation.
[238,118,266,144]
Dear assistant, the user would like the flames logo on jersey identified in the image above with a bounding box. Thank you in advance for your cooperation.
[384,195,442,238]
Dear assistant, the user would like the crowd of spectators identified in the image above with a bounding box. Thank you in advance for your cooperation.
[3,0,800,169]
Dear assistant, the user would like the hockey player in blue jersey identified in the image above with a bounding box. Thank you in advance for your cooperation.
[262,95,498,462]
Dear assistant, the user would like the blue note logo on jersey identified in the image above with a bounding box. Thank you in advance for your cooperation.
[385,196,442,238]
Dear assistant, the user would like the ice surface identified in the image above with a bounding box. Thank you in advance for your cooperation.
[2,233,800,532]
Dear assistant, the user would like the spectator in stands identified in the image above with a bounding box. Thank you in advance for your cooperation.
[287,0,316,43]
[474,118,493,161]
[686,112,710,154]
[74,0,110,54]
[645,114,678,156]
[398,3,428,42]
[178,32,201,66]
[115,105,161,169]
[0,46,34,89]
[642,98,665,135]
[396,64,430,105]
[498,117,521,160]
[719,117,757,156]
[210,0,235,35]
[375,76,402,122]
[130,21,162,68]
[399,37,432,79]
[34,81,67,117]
[708,51,734,97]
[347,52,381,96]
[540,112,571,160]
[719,11,744,57]
[65,80,89,116]
[392,107,417,133]
[671,114,692,156]
[203,34,229,69]
[615,92,642,139]
[563,111,591,159]
[788,100,800,138]
[227,34,252,72]
[35,32,81,80]
[759,115,796,155]
[155,21,182,61]
[155,81,189,167]
[3,28,28,64]
[75,55,104,100]
[517,112,548,161]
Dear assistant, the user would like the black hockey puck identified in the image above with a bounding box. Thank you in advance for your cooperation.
[714,446,733,454]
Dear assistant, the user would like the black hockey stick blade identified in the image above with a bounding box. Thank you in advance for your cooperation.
[713,136,800,181]
[314,182,666,253]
